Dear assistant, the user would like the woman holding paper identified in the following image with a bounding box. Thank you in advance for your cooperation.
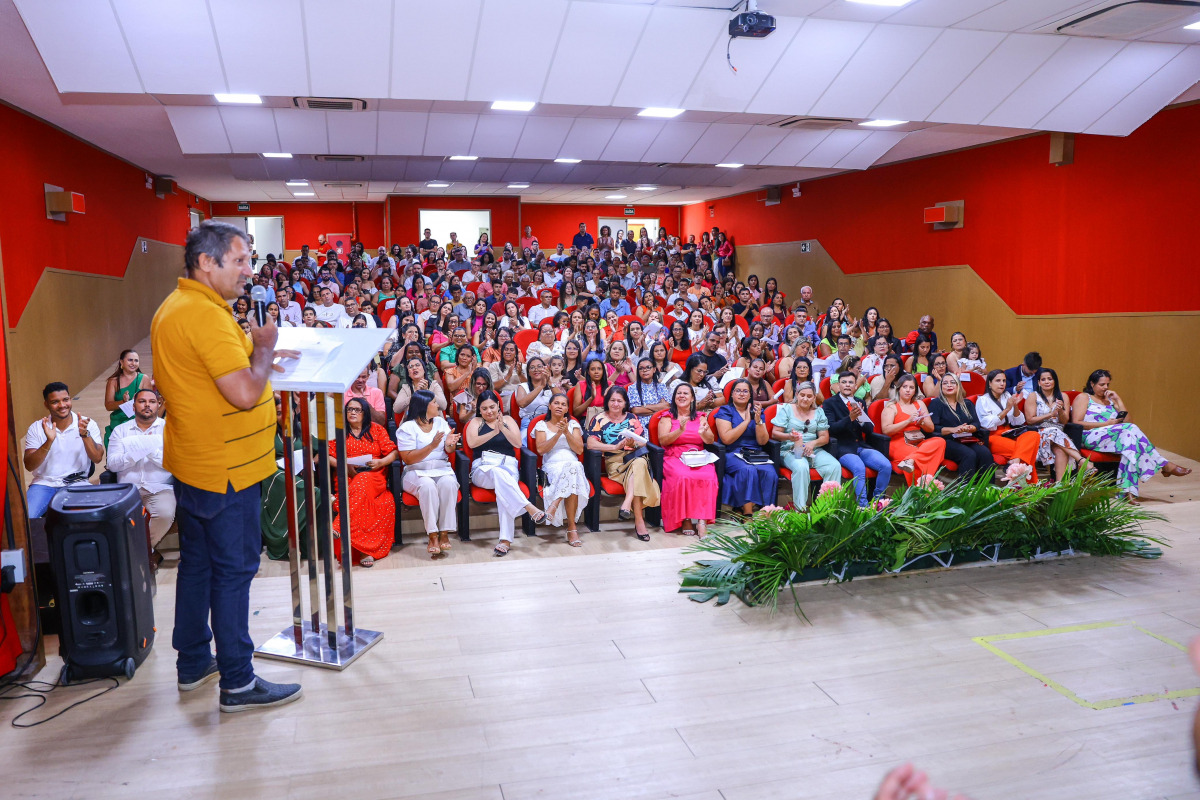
[771,382,841,510]
[657,384,718,536]
[397,390,461,558]
[586,387,660,541]
[330,398,400,567]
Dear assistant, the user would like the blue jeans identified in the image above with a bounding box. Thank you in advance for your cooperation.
[173,481,262,690]
[838,446,893,506]
[26,484,61,518]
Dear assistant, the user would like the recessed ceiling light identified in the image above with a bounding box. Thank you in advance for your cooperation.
[715,163,743,168]
[449,155,478,161]
[1186,20,1200,29]
[846,0,913,7]
[859,119,907,127]
[285,180,309,187]
[638,107,685,118]
[292,192,315,197]
[492,100,536,112]
[507,183,530,189]
[215,93,261,104]
[426,182,451,188]
[262,152,292,158]
[605,195,627,200]
[555,157,582,164]
[634,186,657,191]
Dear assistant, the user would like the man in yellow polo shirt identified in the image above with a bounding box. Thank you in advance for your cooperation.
[152,220,303,712]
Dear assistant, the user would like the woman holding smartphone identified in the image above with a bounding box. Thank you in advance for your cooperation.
[1070,369,1190,500]
[880,374,945,482]
[1024,367,1088,483]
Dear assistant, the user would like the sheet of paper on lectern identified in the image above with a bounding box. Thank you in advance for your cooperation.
[270,327,396,393]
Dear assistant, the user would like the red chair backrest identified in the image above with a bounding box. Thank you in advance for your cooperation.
[513,328,538,356]
[648,409,670,447]
[772,378,787,395]
[783,314,795,326]
[379,305,396,327]
[626,289,638,305]
[733,316,749,335]
[516,297,539,313]
[294,295,306,309]
[819,376,832,398]
[723,381,736,404]
[465,281,483,296]
[867,399,886,430]
[763,403,780,435]
[617,314,641,328]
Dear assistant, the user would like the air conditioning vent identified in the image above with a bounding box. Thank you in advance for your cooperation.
[588,186,627,192]
[294,97,368,111]
[322,182,363,188]
[1053,1,1200,37]
[314,155,365,163]
[764,116,852,130]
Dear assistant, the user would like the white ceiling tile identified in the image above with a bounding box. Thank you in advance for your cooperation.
[393,0,481,101]
[810,24,942,118]
[872,29,1007,122]
[761,129,832,166]
[834,130,908,169]
[12,0,143,93]
[799,128,871,167]
[466,0,569,103]
[377,112,429,155]
[273,108,329,155]
[166,106,231,154]
[304,0,391,97]
[468,161,511,182]
[219,107,281,153]
[809,0,910,23]
[1088,47,1200,136]
[327,111,378,155]
[715,125,789,166]
[616,6,728,108]
[745,19,873,117]
[210,0,309,96]
[558,118,622,160]
[404,160,441,182]
[641,121,711,163]
[468,115,528,159]
[981,37,1125,129]
[423,113,478,157]
[599,119,665,162]
[886,0,1006,28]
[873,126,1021,165]
[955,0,1095,32]
[513,116,575,159]
[112,0,225,95]
[683,124,753,165]
[542,1,650,106]
[1038,42,1186,132]
[682,15,805,113]
[929,34,1066,124]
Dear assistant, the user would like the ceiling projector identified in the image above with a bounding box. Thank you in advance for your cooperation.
[728,11,776,38]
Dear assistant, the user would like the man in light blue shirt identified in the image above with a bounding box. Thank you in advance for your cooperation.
[598,284,630,317]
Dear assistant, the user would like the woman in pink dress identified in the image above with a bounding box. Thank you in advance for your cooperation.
[657,383,718,536]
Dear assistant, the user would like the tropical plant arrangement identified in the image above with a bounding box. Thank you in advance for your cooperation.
[679,469,1165,617]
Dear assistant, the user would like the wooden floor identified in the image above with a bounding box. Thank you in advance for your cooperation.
[6,343,1200,799]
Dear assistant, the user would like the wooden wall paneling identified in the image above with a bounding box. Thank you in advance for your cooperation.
[735,241,1200,460]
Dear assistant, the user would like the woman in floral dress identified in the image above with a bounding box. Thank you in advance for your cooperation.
[1023,368,1088,483]
[1071,369,1190,499]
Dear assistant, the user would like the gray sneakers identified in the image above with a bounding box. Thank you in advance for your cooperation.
[218,677,303,713]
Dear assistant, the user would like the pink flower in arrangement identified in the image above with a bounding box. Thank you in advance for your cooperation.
[1004,462,1033,482]
[818,481,842,496]
[874,497,891,510]
[759,505,782,514]
[915,475,945,490]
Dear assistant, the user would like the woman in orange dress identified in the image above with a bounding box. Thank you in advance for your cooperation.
[331,397,400,567]
[880,374,946,484]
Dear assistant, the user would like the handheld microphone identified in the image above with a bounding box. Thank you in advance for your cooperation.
[250,284,269,326]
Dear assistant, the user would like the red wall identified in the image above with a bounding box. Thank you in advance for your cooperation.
[0,103,206,324]
[520,204,683,249]
[209,201,385,252]
[689,102,1200,316]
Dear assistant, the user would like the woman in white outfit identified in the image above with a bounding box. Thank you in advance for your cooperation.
[533,391,589,546]
[465,390,546,556]
[395,390,461,558]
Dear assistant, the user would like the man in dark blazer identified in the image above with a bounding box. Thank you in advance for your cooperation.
[823,372,892,507]
[1003,351,1042,396]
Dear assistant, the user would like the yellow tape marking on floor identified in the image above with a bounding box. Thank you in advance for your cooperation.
[973,620,1200,710]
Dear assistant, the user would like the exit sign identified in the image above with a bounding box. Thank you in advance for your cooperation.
[237,202,250,212]
[623,207,635,216]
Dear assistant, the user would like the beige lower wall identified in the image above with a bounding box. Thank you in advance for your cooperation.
[735,241,1200,460]
[4,238,182,434]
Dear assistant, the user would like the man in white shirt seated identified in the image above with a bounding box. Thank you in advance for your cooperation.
[313,286,350,327]
[461,263,485,284]
[107,389,175,565]
[542,262,562,288]
[276,287,302,327]
[22,382,105,518]
[339,295,376,328]
[759,307,782,347]
[814,333,854,382]
[548,244,568,264]
[292,244,317,279]
[528,289,558,326]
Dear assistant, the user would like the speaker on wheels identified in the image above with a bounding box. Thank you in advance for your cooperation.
[46,484,156,684]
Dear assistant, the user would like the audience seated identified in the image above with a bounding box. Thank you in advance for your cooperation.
[533,392,589,544]
[928,374,994,480]
[1023,367,1088,482]
[106,387,175,568]
[23,382,105,518]
[714,379,777,515]
[974,370,1041,477]
[770,381,841,510]
[824,372,892,507]
[397,390,461,558]
[103,349,152,448]
[330,398,399,567]
[658,384,719,536]
[881,375,945,483]
[586,387,660,540]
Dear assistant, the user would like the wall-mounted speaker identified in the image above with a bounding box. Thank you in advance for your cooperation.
[153,176,176,197]
[765,186,781,206]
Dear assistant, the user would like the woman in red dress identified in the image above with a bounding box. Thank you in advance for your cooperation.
[331,397,399,567]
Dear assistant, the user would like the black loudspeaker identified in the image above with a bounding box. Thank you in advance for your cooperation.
[46,484,156,684]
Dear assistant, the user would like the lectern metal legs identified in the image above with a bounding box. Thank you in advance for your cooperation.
[254,390,384,670]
